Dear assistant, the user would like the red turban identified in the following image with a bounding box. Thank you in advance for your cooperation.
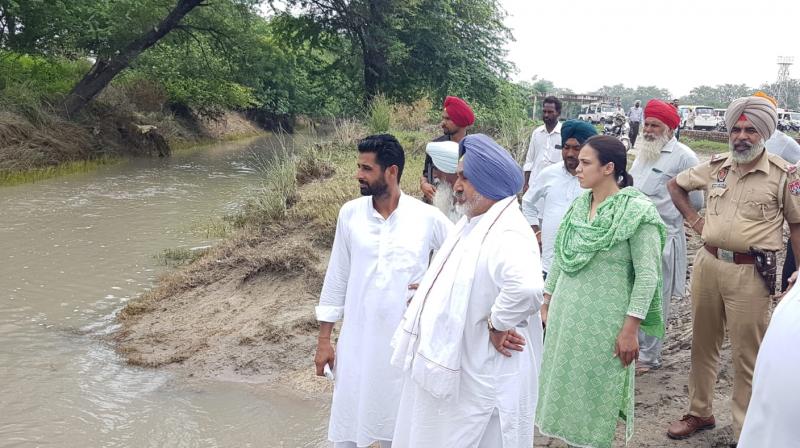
[644,99,680,130]
[443,96,475,127]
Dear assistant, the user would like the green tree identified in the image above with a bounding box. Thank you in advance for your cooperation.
[270,0,513,107]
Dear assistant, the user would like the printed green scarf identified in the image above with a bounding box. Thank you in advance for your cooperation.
[554,187,667,337]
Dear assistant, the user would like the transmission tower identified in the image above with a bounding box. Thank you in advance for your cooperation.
[776,56,794,108]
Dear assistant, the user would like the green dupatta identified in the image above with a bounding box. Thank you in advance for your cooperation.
[553,187,667,337]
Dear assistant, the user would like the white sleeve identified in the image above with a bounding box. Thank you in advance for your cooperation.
[521,172,549,225]
[683,152,705,211]
[782,134,800,164]
[523,132,538,172]
[488,229,543,331]
[430,209,455,250]
[315,207,351,322]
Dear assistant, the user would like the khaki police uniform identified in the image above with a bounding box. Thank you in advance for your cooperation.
[675,149,800,434]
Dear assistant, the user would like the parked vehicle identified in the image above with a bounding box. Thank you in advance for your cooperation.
[578,102,618,124]
[603,113,631,151]
[692,106,716,130]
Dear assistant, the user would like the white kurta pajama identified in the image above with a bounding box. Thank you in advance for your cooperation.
[630,137,703,367]
[521,161,585,273]
[316,193,453,447]
[738,284,800,447]
[390,197,544,448]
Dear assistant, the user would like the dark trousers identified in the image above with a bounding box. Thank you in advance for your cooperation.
[782,242,796,291]
[629,121,640,147]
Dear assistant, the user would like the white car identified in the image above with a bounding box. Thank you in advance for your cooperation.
[578,103,618,124]
[692,106,717,130]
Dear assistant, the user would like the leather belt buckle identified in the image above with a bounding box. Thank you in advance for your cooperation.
[718,249,735,263]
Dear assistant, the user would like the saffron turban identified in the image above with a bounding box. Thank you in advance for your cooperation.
[644,99,680,130]
[725,96,777,140]
[560,119,598,145]
[459,134,523,200]
[443,96,475,127]
[753,91,778,106]
[425,141,459,174]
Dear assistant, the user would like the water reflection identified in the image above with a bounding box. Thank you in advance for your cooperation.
[0,136,327,447]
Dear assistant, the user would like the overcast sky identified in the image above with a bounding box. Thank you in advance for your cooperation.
[502,0,800,97]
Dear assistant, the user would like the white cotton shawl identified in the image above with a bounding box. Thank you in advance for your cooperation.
[390,196,517,401]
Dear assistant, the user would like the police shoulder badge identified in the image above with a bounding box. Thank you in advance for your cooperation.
[789,179,800,196]
[717,167,729,183]
[787,164,797,174]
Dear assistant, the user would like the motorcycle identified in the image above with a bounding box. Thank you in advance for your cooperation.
[715,120,727,133]
[603,113,631,151]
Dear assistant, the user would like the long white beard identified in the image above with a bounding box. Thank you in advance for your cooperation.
[730,139,765,164]
[432,181,462,223]
[638,131,671,163]
[455,190,486,218]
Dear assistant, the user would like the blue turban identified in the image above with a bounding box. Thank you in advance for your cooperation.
[459,134,523,200]
[560,119,597,145]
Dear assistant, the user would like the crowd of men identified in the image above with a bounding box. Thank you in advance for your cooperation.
[312,92,800,448]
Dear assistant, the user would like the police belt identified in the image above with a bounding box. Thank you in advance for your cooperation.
[704,244,756,264]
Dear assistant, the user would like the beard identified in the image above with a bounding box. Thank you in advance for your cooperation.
[730,139,765,164]
[432,180,462,223]
[454,190,486,218]
[638,131,671,163]
[359,176,388,196]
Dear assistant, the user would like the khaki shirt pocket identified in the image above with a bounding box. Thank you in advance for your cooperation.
[741,189,781,222]
[708,187,728,216]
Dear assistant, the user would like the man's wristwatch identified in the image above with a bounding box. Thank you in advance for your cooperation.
[487,316,501,333]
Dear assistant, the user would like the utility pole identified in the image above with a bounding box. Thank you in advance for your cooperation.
[776,56,794,108]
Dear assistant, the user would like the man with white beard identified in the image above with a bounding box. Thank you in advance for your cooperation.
[629,99,703,375]
[425,141,462,223]
[391,134,543,448]
[666,96,800,442]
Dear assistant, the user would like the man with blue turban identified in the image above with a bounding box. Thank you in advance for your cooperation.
[391,134,544,447]
[522,119,596,282]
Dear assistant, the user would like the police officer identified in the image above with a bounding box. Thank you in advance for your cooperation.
[665,96,800,442]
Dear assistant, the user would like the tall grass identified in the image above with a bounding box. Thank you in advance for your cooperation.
[367,94,392,134]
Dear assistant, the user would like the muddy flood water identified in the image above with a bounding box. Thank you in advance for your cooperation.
[0,136,328,447]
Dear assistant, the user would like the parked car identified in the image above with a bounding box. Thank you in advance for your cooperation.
[577,103,618,124]
[692,106,717,130]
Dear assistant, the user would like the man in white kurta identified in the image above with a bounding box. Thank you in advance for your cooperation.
[523,96,562,192]
[315,134,453,448]
[391,134,543,447]
[521,119,595,277]
[630,100,703,372]
[738,274,800,447]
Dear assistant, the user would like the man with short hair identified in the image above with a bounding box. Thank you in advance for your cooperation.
[315,134,453,448]
[672,99,682,140]
[628,100,643,148]
[522,120,595,281]
[425,140,462,223]
[391,134,543,447]
[666,96,800,441]
[420,96,474,202]
[523,96,562,192]
[630,99,703,374]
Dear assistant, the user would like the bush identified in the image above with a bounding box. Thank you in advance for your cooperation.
[367,94,392,134]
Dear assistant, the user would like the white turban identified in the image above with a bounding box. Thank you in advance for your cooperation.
[425,141,459,174]
[725,96,778,140]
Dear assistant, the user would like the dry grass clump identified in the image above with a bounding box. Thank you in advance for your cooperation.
[0,111,92,171]
[392,97,435,131]
[295,143,336,185]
